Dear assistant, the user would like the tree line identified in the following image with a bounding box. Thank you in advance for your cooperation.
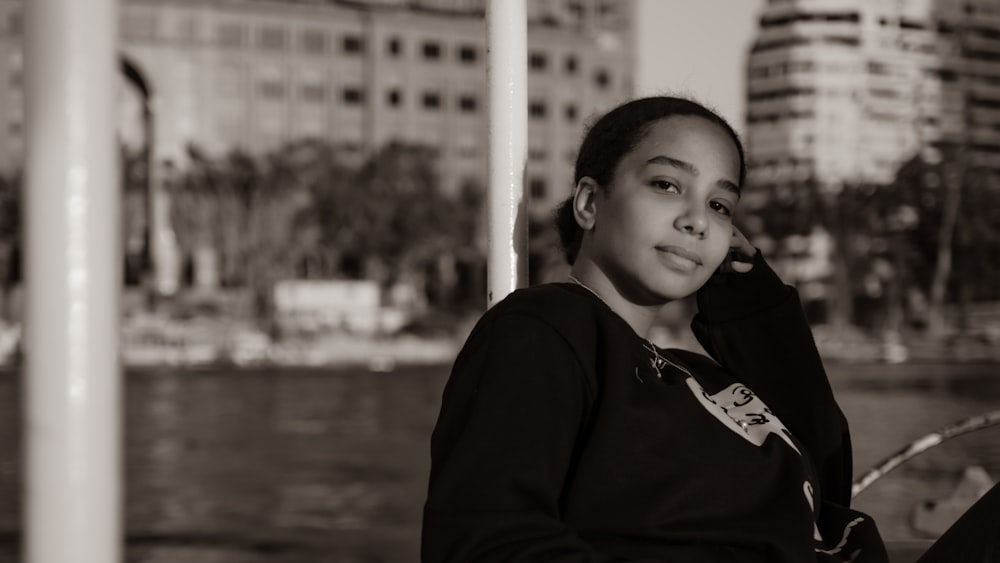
[0,139,486,325]
[744,147,1000,337]
[0,140,998,339]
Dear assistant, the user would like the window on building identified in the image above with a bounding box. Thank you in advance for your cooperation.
[422,41,442,60]
[216,22,243,47]
[300,83,327,103]
[747,87,816,102]
[259,26,286,50]
[458,94,478,113]
[528,147,547,161]
[457,44,478,63]
[343,87,365,105]
[792,60,815,73]
[422,91,442,110]
[301,29,327,53]
[594,69,610,89]
[932,68,958,82]
[529,177,547,199]
[869,87,902,99]
[529,51,548,71]
[259,79,285,100]
[564,103,578,121]
[387,37,403,57]
[342,35,364,54]
[821,35,859,47]
[762,11,858,27]
[825,12,860,23]
[7,9,21,35]
[564,54,578,74]
[750,36,813,53]
[529,100,548,119]
[387,88,402,107]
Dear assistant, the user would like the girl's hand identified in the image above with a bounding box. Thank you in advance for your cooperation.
[718,227,755,274]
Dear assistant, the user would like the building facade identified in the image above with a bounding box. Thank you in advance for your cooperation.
[0,0,634,216]
[745,0,1000,188]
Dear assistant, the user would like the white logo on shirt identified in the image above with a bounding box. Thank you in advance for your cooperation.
[685,378,801,455]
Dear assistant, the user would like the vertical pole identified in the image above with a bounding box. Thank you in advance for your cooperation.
[22,0,122,560]
[486,0,528,307]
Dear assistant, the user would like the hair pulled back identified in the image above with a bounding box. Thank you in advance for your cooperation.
[554,96,746,264]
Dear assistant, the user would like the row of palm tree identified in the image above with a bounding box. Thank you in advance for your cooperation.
[1,140,998,340]
[163,139,484,322]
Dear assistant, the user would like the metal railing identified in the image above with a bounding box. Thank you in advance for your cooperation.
[852,409,1000,498]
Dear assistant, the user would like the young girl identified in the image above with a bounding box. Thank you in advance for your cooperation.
[421,96,996,562]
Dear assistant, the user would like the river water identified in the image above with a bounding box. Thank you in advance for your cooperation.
[0,361,997,562]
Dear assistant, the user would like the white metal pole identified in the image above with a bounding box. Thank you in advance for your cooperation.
[486,0,528,307]
[23,0,122,560]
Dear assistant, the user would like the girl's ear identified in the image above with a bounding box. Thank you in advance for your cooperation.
[573,177,600,230]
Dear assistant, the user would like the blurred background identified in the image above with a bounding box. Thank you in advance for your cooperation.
[1,0,999,561]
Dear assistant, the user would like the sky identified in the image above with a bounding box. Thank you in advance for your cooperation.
[633,0,766,135]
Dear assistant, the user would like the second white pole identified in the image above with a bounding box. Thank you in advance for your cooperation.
[486,0,529,307]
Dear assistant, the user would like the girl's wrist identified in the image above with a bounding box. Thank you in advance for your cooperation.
[696,250,790,323]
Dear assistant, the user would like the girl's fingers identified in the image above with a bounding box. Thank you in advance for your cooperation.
[729,260,754,274]
[731,227,755,259]
[726,227,755,273]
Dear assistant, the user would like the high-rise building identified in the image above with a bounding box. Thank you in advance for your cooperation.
[0,0,634,215]
[745,0,1000,188]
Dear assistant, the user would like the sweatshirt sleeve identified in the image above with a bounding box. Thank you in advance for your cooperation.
[690,251,854,507]
[422,312,656,563]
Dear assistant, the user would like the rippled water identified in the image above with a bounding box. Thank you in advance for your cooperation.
[0,362,998,562]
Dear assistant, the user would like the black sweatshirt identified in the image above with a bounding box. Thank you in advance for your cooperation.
[422,252,889,562]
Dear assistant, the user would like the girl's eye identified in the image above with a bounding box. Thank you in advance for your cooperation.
[652,180,679,193]
[710,200,732,217]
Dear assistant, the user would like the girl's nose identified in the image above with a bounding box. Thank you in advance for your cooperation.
[674,204,708,238]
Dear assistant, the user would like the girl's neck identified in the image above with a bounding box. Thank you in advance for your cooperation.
[567,262,663,338]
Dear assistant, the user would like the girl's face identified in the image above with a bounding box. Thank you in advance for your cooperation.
[580,115,741,304]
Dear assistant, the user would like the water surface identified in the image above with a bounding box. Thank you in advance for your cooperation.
[0,362,997,562]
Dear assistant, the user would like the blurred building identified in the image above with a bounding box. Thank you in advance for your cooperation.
[746,0,1000,188]
[0,0,634,216]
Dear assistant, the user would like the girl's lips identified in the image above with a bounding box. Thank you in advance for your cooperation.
[656,245,703,266]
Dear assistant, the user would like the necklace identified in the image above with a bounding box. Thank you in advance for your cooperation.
[566,275,691,381]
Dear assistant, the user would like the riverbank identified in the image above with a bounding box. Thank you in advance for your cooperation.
[1,313,998,369]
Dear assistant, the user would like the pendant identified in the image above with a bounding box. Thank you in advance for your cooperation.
[642,343,690,380]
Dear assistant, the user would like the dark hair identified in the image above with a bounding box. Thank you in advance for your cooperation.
[554,96,747,264]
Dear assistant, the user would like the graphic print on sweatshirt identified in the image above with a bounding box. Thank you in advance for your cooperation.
[684,378,801,455]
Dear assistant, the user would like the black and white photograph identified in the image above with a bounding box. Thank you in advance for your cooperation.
[0,0,999,561]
